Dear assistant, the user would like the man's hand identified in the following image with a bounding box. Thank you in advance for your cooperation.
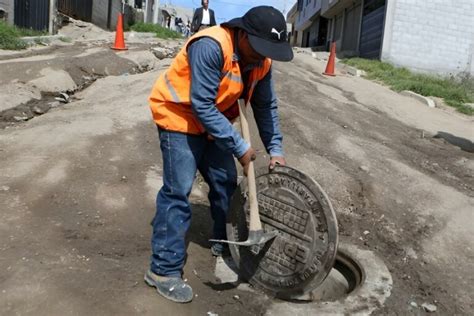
[269,156,286,171]
[238,147,257,176]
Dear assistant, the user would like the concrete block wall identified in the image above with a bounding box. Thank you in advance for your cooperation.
[92,0,128,30]
[382,0,474,75]
[92,0,109,29]
[0,0,14,24]
[296,29,304,46]
[109,0,123,29]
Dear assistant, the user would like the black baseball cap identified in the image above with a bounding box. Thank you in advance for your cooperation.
[222,6,293,62]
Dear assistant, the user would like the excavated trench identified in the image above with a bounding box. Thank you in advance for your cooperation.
[0,43,171,129]
[0,71,136,129]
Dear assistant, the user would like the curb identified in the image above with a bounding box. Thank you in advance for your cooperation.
[336,63,366,77]
[400,90,436,108]
[20,35,70,46]
[340,64,366,77]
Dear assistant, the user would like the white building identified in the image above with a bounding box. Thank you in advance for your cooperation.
[156,4,193,30]
[288,0,474,76]
[143,0,192,31]
[382,0,474,76]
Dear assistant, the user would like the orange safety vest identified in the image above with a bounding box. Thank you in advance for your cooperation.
[149,26,272,135]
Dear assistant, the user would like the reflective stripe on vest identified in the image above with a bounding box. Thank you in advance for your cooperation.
[149,26,272,135]
[223,71,243,84]
[164,72,181,103]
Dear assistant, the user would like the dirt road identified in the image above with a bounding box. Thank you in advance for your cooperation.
[0,39,473,315]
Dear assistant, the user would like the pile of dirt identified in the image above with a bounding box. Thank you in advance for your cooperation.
[58,17,113,42]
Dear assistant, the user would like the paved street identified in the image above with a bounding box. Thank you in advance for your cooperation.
[0,35,473,315]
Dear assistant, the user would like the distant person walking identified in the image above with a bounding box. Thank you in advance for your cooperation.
[191,0,216,33]
[175,17,183,33]
[184,20,191,37]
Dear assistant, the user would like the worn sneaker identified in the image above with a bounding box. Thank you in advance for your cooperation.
[211,242,228,257]
[144,270,193,303]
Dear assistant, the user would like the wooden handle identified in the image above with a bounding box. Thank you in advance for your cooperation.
[238,99,262,231]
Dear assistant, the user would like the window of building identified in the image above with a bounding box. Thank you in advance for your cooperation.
[297,0,304,11]
[363,0,385,14]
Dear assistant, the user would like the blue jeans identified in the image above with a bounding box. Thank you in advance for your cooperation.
[150,128,237,277]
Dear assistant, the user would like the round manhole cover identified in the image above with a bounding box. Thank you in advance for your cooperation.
[226,166,338,298]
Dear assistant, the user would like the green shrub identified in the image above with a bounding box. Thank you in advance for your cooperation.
[0,21,47,50]
[130,22,182,39]
[343,58,473,115]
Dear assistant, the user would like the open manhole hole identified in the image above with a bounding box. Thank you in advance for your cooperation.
[213,244,392,315]
[265,243,393,315]
[292,247,364,302]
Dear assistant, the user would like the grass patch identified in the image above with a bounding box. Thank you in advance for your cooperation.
[0,21,48,50]
[0,21,27,49]
[130,22,182,39]
[343,58,474,115]
[16,27,47,37]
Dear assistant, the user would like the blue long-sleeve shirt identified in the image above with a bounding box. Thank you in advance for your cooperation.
[187,37,284,158]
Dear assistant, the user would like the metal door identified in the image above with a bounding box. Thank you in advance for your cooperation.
[359,0,386,59]
[342,3,362,54]
[58,0,93,22]
[14,0,49,31]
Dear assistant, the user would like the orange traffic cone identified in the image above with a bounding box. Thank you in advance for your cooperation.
[323,42,336,76]
[112,13,127,50]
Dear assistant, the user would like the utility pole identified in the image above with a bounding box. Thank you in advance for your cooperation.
[144,0,150,22]
[152,0,160,24]
[48,0,55,34]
